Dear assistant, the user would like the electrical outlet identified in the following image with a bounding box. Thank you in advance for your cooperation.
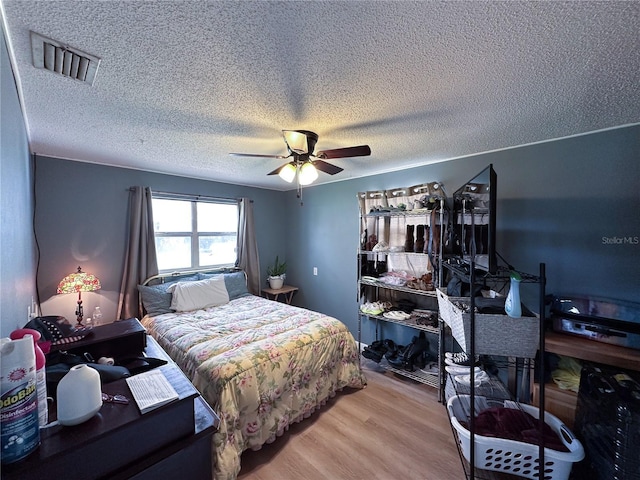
[313,267,318,276]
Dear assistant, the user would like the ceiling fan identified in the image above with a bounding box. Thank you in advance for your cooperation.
[230,130,371,185]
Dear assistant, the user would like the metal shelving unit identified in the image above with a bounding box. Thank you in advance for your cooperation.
[357,185,446,393]
[441,262,556,480]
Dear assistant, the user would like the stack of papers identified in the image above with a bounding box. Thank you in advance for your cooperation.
[125,369,179,414]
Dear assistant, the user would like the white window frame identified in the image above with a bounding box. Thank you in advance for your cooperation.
[152,194,239,273]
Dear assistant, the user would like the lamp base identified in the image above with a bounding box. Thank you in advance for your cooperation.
[75,300,84,327]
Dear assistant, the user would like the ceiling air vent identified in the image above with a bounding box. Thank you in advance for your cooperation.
[30,31,101,85]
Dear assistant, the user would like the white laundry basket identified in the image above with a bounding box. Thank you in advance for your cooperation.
[447,395,584,480]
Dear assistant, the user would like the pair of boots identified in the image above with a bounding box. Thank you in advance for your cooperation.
[362,339,402,363]
[404,225,441,254]
[405,225,423,252]
[386,332,429,371]
[404,225,428,253]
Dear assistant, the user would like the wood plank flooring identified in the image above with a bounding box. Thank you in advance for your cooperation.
[237,359,465,480]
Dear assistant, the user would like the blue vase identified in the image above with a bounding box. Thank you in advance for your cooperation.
[505,271,522,318]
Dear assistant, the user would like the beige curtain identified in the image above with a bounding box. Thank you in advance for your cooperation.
[117,186,158,319]
[236,198,260,295]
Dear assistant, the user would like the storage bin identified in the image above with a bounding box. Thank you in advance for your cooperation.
[447,394,584,480]
[437,288,539,358]
[573,363,640,479]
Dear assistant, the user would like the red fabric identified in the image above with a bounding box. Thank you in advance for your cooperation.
[462,406,569,452]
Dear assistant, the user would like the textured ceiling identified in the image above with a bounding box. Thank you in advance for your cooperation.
[2,1,639,190]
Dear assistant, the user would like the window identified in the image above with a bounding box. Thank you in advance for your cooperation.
[152,197,238,272]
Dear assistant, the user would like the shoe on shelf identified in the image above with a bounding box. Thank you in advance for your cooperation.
[399,332,429,371]
[362,340,388,363]
[444,352,479,367]
[382,339,399,359]
[383,310,411,320]
[362,348,383,362]
[360,302,385,315]
[419,361,439,375]
[454,371,490,387]
[445,365,484,376]
[413,351,434,370]
[386,348,406,368]
[444,351,473,360]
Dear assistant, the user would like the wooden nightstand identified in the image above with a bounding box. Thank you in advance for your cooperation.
[262,285,299,304]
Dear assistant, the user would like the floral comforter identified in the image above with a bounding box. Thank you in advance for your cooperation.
[141,295,366,480]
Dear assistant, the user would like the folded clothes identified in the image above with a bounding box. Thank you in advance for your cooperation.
[378,275,407,286]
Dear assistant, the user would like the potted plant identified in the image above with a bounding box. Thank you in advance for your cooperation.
[267,256,287,289]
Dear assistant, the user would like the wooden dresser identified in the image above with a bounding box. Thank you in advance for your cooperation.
[3,326,219,479]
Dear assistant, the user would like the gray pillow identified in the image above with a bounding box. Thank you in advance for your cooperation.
[198,271,250,300]
[138,274,199,316]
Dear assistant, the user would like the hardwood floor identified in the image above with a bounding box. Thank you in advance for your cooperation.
[237,359,465,480]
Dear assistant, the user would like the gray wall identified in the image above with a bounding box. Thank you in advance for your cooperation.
[0,28,37,337]
[287,125,640,345]
[34,157,288,322]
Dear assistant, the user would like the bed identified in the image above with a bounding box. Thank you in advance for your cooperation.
[138,270,366,480]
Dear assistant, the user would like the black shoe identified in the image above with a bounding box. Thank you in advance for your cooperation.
[387,349,406,368]
[402,332,429,371]
[382,339,399,359]
[386,342,408,366]
[362,348,383,362]
[413,351,433,370]
[362,340,388,363]
[385,342,415,371]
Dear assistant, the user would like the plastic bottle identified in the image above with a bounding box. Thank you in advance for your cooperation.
[92,306,104,327]
[504,271,522,318]
[1,335,40,464]
[10,329,48,426]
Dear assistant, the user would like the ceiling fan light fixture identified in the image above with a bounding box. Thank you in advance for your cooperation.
[298,162,318,185]
[282,130,309,155]
[278,163,296,183]
[230,129,369,187]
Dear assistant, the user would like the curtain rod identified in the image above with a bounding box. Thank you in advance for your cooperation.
[127,187,252,203]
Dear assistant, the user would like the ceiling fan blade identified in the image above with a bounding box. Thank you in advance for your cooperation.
[267,162,293,176]
[229,152,289,159]
[315,145,371,159]
[312,159,344,175]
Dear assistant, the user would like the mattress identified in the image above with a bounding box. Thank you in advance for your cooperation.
[141,294,366,480]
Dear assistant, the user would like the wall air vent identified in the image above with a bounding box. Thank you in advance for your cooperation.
[30,31,101,85]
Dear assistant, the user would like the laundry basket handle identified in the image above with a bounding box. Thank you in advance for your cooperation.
[559,423,577,446]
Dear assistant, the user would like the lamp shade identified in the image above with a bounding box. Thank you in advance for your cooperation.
[278,163,296,183]
[57,266,101,294]
[299,162,318,185]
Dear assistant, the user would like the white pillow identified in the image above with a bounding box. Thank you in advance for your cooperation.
[167,277,230,312]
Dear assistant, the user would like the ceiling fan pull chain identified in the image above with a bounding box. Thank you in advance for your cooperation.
[296,170,304,206]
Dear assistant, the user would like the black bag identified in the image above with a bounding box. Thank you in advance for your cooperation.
[46,351,131,389]
[24,315,93,346]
